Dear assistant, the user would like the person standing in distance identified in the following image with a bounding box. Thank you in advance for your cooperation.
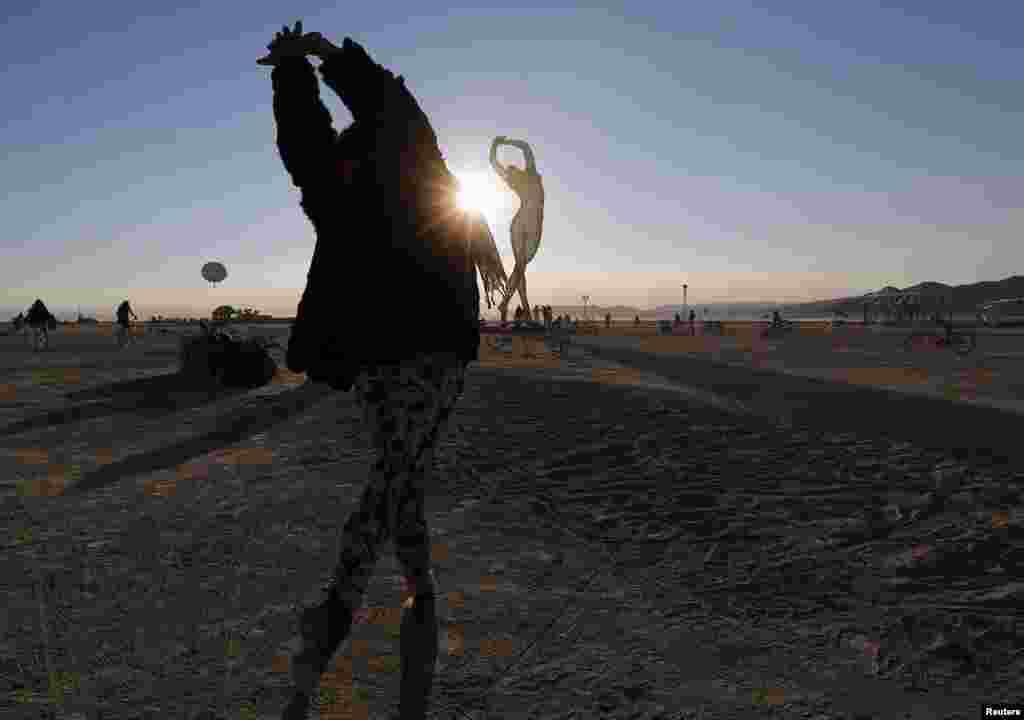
[116,300,138,348]
[25,299,54,352]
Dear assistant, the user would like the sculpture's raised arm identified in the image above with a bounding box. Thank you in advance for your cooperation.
[490,136,509,178]
[507,140,537,173]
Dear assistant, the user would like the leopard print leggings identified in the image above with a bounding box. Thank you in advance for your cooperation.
[329,351,466,610]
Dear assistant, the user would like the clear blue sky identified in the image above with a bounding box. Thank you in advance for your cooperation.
[3,1,1022,320]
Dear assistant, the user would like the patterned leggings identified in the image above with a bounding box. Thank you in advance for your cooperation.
[330,351,466,611]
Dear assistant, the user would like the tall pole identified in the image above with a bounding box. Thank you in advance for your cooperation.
[682,284,688,317]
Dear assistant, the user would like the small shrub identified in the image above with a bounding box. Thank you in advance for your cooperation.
[177,321,281,389]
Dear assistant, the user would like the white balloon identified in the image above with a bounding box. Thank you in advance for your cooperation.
[202,262,227,284]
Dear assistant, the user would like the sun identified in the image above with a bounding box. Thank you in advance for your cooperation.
[454,170,505,220]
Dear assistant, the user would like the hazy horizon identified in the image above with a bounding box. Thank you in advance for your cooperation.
[4,3,1023,319]
[0,297,965,324]
[0,299,794,322]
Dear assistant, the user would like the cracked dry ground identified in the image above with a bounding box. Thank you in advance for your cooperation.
[1,363,1022,719]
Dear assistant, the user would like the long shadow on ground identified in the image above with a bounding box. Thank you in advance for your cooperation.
[62,380,331,496]
[579,342,1024,467]
[0,351,181,374]
[0,372,250,438]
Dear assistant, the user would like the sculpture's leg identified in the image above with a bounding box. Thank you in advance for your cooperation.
[498,288,511,323]
[518,270,530,321]
[497,264,514,323]
[501,217,530,322]
[504,262,525,317]
[512,224,533,319]
[498,259,523,323]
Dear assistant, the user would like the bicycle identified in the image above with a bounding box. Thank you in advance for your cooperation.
[760,322,795,339]
[116,321,135,349]
[902,327,976,356]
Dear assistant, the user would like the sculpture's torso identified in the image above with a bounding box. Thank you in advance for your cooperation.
[504,168,545,210]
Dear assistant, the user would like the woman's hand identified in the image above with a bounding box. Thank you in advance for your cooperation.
[257,21,339,65]
[304,31,341,59]
[257,21,305,65]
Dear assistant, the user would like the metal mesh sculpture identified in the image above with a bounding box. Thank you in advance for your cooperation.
[490,136,545,323]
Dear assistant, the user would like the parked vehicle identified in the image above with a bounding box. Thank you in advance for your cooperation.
[761,321,795,339]
[903,327,976,356]
[979,298,1024,327]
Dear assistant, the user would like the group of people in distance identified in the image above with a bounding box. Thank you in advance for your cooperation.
[672,309,699,335]
[510,303,554,326]
[495,305,594,332]
[7,299,138,351]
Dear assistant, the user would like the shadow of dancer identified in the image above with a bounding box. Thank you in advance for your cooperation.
[260,21,498,720]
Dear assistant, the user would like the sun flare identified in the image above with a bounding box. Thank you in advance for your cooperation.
[454,170,505,221]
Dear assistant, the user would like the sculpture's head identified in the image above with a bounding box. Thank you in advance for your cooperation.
[504,165,527,182]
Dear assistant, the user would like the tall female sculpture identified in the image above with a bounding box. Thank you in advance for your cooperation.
[490,136,545,323]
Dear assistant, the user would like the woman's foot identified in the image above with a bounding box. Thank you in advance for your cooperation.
[279,691,313,720]
[398,592,440,720]
[285,585,354,713]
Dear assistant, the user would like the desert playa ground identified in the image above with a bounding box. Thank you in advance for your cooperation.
[1,322,1022,719]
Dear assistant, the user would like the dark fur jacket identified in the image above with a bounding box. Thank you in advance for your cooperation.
[272,40,503,391]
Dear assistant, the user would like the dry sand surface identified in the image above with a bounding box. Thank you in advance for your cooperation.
[1,324,1022,719]
[574,321,1024,415]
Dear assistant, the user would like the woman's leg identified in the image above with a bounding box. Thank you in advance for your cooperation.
[393,354,464,719]
[284,353,465,719]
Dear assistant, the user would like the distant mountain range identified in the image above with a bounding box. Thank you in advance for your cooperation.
[540,276,1024,319]
[779,275,1024,315]
[500,302,793,321]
